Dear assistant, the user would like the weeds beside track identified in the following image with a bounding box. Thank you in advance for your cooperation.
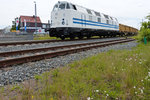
[0,42,150,100]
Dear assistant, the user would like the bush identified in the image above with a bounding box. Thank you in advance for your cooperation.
[137,16,150,42]
[138,27,150,41]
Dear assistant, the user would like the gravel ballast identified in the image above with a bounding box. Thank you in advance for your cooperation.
[0,41,138,86]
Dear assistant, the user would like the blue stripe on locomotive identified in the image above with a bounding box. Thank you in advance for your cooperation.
[73,18,119,29]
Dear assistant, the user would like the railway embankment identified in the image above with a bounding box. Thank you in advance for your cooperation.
[1,41,150,99]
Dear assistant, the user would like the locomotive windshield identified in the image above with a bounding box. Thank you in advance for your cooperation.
[66,3,70,9]
[59,3,65,9]
[53,4,58,11]
[53,2,75,11]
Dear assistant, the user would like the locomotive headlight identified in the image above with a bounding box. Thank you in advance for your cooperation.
[62,18,65,25]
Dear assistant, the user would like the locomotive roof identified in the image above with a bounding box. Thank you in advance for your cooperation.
[58,1,118,21]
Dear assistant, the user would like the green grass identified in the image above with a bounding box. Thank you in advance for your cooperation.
[33,34,100,40]
[33,34,58,40]
[33,34,72,40]
[0,42,150,100]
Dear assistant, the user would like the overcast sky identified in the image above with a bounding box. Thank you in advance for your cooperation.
[0,0,150,29]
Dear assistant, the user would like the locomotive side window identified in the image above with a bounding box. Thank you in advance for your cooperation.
[104,14,109,19]
[110,17,113,20]
[59,3,66,10]
[98,18,101,23]
[106,20,109,24]
[53,4,58,11]
[115,18,118,22]
[72,5,77,10]
[95,12,101,17]
[87,9,92,15]
[112,21,114,25]
[113,21,116,25]
[89,16,92,21]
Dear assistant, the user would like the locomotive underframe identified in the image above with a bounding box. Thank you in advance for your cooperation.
[49,27,123,40]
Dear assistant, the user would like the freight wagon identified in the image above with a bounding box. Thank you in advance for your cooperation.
[119,24,138,36]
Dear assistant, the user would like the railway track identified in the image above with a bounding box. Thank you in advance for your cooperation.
[0,39,62,46]
[0,38,135,68]
[0,38,100,46]
[0,37,123,46]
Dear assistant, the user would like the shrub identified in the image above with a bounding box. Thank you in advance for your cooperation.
[137,14,150,42]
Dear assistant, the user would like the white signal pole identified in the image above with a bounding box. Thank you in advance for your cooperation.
[34,1,37,34]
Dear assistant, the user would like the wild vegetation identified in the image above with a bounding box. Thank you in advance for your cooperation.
[33,34,100,40]
[0,42,150,100]
[136,14,150,41]
[1,14,150,100]
[33,34,57,40]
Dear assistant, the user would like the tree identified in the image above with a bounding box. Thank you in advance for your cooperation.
[11,17,20,31]
[139,14,150,41]
[146,14,150,21]
[140,21,150,29]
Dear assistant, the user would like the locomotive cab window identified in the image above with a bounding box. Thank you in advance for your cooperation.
[72,5,77,10]
[66,3,70,9]
[59,3,66,10]
[70,4,77,10]
[53,4,58,11]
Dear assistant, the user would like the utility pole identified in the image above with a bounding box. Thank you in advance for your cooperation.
[34,1,37,34]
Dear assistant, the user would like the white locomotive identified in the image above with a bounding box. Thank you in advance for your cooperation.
[49,1,120,40]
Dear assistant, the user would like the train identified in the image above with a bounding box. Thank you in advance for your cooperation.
[119,24,138,36]
[48,1,138,40]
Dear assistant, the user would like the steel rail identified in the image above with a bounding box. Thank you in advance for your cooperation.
[0,38,130,57]
[0,38,97,46]
[0,38,135,68]
[0,37,122,46]
[0,40,61,46]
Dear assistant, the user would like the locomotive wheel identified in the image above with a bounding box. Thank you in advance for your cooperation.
[113,35,116,37]
[87,36,91,39]
[78,36,83,39]
[60,37,65,40]
[70,36,75,40]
